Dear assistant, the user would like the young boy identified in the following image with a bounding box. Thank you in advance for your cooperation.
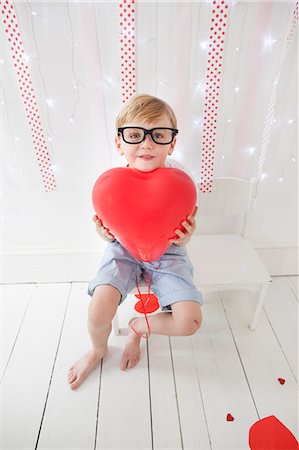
[68,94,203,390]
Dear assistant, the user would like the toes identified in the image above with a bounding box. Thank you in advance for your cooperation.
[128,356,140,369]
[68,372,76,384]
[127,359,136,369]
[67,369,73,379]
[69,372,83,390]
[68,374,76,384]
[120,355,129,371]
[70,379,80,390]
[120,354,140,370]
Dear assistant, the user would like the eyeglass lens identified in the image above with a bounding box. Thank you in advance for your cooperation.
[122,128,175,144]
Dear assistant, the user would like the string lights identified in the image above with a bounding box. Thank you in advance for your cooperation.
[1,0,296,193]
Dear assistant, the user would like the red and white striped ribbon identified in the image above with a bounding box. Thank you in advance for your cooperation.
[200,0,229,192]
[1,0,57,191]
[119,0,136,103]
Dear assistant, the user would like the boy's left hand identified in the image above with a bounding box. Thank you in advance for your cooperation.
[169,206,198,246]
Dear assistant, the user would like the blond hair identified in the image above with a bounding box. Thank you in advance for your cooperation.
[115,94,177,129]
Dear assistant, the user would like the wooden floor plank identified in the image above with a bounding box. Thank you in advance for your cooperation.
[148,334,183,450]
[0,283,70,449]
[263,277,298,381]
[96,334,152,450]
[1,278,298,449]
[1,283,35,380]
[221,288,299,439]
[287,276,298,300]
[170,335,211,450]
[37,283,101,450]
[191,292,258,450]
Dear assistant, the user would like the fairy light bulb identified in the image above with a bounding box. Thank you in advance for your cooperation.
[264,35,277,50]
[248,147,256,155]
[46,98,55,108]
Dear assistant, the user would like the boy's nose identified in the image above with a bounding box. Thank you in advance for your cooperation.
[140,134,153,147]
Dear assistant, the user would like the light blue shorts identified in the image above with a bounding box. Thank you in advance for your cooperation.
[88,241,203,311]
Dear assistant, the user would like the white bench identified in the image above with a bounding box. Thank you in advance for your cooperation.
[112,177,271,335]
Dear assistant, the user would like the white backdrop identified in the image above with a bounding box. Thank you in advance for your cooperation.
[1,1,298,281]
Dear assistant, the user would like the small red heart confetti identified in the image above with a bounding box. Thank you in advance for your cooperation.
[278,378,286,385]
[226,413,235,422]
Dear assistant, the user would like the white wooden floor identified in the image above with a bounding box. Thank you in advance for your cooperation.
[1,276,298,450]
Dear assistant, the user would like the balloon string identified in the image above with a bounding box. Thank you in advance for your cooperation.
[135,272,151,338]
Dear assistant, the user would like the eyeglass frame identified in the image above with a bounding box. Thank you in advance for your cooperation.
[117,126,179,145]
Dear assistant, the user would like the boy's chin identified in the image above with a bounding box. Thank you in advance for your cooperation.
[130,162,164,172]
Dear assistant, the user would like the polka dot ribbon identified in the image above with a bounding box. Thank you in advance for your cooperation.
[1,0,57,191]
[200,0,229,193]
[119,0,136,102]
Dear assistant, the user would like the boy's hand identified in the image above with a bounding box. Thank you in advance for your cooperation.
[93,215,115,242]
[168,206,198,247]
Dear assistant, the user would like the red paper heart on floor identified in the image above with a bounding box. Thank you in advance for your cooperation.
[92,168,197,261]
[278,378,286,385]
[249,415,298,450]
[134,293,160,314]
[226,413,235,422]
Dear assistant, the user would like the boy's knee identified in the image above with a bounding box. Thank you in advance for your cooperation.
[176,316,202,336]
[89,285,120,326]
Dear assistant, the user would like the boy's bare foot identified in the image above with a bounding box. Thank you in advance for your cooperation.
[120,321,142,370]
[68,347,107,390]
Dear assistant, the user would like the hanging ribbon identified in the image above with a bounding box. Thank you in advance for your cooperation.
[200,0,229,193]
[1,0,57,192]
[119,0,136,103]
[257,2,298,180]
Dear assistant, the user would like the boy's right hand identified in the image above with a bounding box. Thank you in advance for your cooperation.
[92,215,116,242]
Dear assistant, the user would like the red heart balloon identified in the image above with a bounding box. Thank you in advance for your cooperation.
[92,167,197,261]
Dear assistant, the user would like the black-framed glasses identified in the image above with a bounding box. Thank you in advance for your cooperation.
[117,127,178,145]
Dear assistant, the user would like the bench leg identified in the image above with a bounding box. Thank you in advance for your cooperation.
[249,284,269,330]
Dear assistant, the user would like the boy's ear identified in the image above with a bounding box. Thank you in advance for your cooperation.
[168,137,177,155]
[115,135,124,155]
